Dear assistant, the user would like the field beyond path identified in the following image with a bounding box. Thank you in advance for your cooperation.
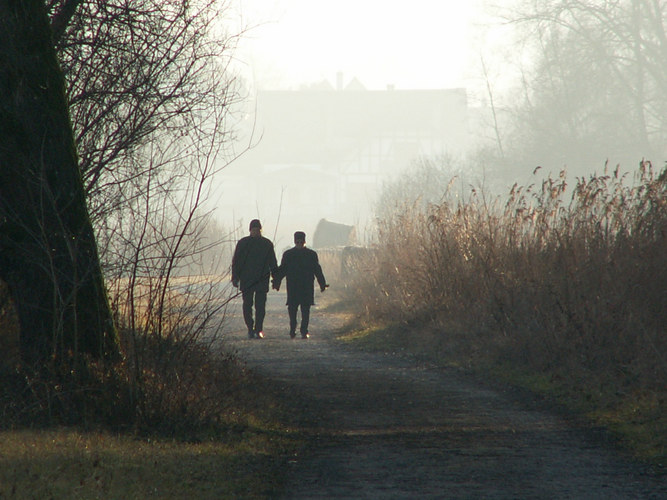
[226,292,665,499]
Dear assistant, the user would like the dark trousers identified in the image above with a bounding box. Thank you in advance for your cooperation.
[242,289,267,332]
[288,303,311,335]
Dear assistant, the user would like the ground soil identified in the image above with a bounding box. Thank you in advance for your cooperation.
[225,291,666,499]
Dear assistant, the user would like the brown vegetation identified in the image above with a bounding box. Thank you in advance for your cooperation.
[343,161,666,460]
[0,274,266,441]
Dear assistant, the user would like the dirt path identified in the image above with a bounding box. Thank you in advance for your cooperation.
[225,292,665,499]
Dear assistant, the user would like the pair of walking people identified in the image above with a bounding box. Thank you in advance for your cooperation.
[231,219,328,339]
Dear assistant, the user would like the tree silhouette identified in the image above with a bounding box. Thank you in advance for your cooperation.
[0,0,116,366]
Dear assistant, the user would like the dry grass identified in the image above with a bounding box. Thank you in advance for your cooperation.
[344,161,666,462]
[0,427,292,498]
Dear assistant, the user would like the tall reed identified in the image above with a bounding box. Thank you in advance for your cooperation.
[349,161,666,392]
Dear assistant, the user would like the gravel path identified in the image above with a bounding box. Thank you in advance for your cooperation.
[225,291,665,499]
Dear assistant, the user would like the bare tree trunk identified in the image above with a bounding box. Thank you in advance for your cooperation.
[0,0,116,366]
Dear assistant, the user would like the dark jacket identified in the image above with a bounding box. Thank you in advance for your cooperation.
[231,235,277,292]
[274,246,326,305]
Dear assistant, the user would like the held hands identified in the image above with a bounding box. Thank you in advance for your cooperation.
[271,279,280,291]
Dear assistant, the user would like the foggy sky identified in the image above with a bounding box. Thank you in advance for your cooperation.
[217,0,491,247]
[232,0,482,92]
[216,0,662,249]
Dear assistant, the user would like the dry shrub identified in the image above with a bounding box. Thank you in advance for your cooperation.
[0,276,255,438]
[0,339,248,439]
[350,161,666,392]
[106,274,251,436]
[316,248,343,284]
[112,328,250,436]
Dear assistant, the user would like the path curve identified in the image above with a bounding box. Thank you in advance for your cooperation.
[225,292,665,499]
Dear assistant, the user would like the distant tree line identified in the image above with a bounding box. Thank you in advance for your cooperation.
[487,0,667,176]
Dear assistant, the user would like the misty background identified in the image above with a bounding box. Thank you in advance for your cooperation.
[1,1,662,482]
[212,0,666,253]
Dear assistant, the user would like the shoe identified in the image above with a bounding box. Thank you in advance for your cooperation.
[255,330,264,339]
[301,332,309,339]
[289,332,296,339]
[247,330,254,339]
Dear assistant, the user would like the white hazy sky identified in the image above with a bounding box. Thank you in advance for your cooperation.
[231,0,487,91]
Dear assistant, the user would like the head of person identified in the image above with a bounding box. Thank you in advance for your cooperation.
[249,219,262,236]
[294,231,306,247]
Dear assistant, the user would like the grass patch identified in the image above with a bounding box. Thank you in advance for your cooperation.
[597,392,666,462]
[338,323,399,348]
[338,320,458,367]
[0,426,299,498]
[486,362,667,465]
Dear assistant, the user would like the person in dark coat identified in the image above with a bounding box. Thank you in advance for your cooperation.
[232,219,278,339]
[272,231,328,339]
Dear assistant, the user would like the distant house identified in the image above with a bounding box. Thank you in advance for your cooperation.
[218,75,470,246]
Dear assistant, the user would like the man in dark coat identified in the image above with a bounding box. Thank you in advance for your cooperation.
[232,219,278,339]
[272,231,328,339]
